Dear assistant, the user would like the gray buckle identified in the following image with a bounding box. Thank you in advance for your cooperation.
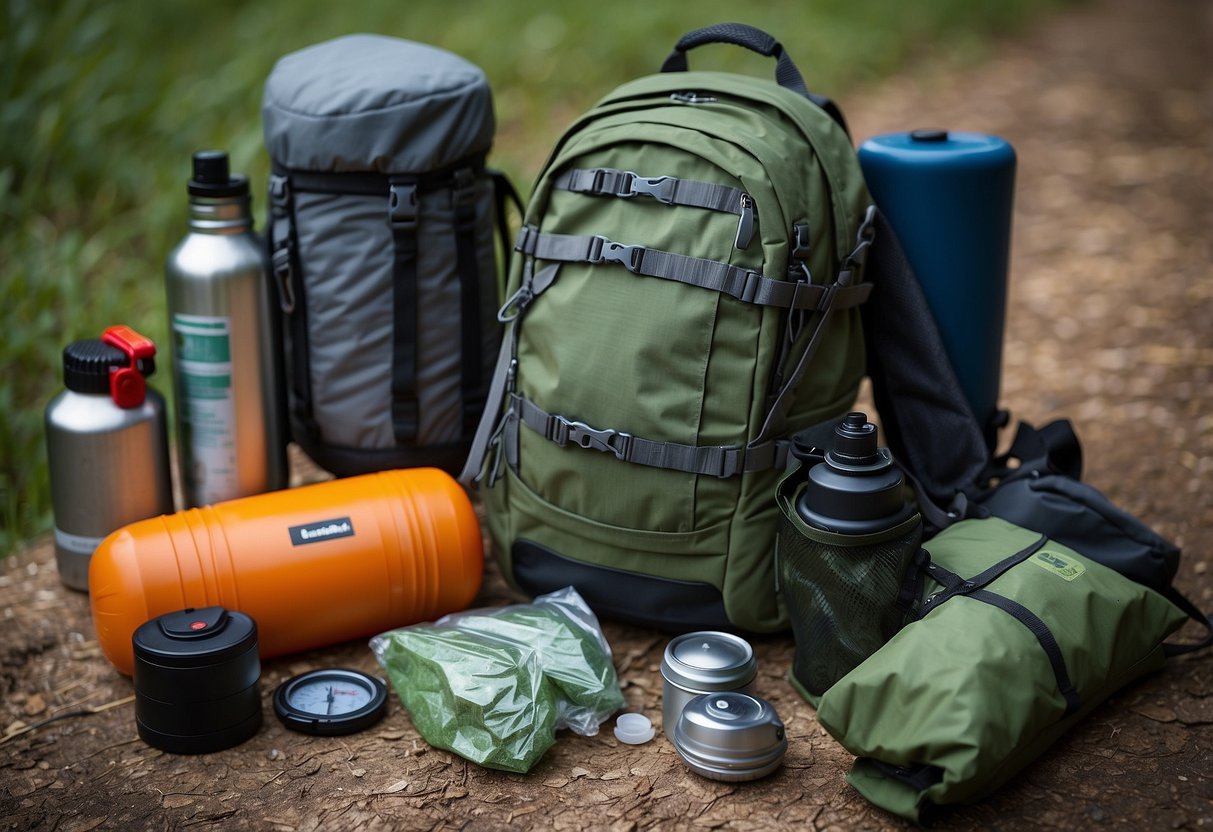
[738,271,764,304]
[388,183,418,228]
[588,236,645,274]
[547,415,633,461]
[271,247,296,314]
[514,225,537,254]
[269,174,290,209]
[623,173,677,204]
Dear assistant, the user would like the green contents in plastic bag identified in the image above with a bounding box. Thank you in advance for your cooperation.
[371,586,624,773]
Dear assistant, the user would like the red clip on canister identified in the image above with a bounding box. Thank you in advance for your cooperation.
[100,325,157,408]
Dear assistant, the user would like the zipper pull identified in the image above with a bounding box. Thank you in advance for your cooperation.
[735,194,755,249]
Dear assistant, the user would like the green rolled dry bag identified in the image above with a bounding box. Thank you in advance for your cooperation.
[815,517,1189,822]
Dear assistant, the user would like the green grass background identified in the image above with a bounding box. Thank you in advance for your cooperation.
[0,0,1068,555]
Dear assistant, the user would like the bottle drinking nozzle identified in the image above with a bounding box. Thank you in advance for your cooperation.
[795,412,916,535]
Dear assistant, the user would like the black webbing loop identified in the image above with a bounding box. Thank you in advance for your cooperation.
[660,23,808,95]
[388,178,420,443]
[452,167,484,436]
[491,170,524,303]
[267,171,318,438]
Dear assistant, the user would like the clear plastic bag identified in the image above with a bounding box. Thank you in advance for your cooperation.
[370,586,625,773]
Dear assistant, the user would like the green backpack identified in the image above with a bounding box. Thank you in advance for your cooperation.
[462,24,874,632]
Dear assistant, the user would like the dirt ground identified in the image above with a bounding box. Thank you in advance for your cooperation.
[3,0,1212,828]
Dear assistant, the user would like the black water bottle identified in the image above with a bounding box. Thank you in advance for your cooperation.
[776,412,924,701]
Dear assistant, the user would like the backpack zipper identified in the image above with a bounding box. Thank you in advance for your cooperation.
[670,91,718,104]
[735,194,756,249]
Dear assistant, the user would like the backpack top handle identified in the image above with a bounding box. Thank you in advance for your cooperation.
[660,22,850,135]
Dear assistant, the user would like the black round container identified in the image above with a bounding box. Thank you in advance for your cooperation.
[133,606,262,754]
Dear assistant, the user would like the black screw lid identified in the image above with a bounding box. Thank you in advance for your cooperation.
[828,412,881,466]
[910,129,949,142]
[188,150,249,198]
[797,412,916,534]
[133,606,258,669]
[62,339,155,394]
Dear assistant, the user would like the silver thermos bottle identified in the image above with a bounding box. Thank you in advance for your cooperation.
[165,150,287,507]
[44,326,175,590]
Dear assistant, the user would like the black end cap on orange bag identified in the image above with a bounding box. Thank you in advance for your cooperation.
[133,606,262,754]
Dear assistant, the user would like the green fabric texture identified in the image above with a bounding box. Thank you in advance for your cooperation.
[370,587,624,773]
[483,68,872,632]
[815,517,1188,822]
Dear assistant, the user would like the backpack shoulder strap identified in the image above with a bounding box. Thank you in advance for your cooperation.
[863,210,990,508]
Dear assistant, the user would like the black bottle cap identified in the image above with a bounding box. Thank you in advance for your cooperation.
[910,129,949,143]
[62,339,155,394]
[188,150,250,198]
[797,412,916,534]
[828,412,880,467]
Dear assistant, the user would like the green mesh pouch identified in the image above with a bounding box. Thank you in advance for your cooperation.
[776,461,923,703]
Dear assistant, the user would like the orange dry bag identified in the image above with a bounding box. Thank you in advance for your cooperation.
[90,468,483,675]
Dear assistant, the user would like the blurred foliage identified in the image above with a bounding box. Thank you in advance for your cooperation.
[0,0,1069,554]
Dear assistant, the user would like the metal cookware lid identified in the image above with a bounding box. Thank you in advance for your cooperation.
[671,692,787,782]
[661,631,757,692]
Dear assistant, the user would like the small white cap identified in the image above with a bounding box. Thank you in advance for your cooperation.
[613,712,655,745]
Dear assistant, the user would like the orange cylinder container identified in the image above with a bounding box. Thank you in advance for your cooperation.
[90,468,483,675]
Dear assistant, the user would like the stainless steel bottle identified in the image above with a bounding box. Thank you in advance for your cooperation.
[165,150,286,507]
[44,326,175,591]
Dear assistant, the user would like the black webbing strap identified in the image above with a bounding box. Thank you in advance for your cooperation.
[553,168,746,214]
[491,170,524,301]
[388,178,420,442]
[917,534,1082,717]
[971,588,1084,717]
[752,205,877,445]
[865,760,946,794]
[513,227,871,312]
[452,167,483,437]
[1161,588,1213,657]
[268,172,318,438]
[510,394,789,478]
[916,534,1049,617]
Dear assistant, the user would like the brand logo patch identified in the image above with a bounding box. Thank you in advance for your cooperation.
[289,517,355,546]
[1030,550,1085,582]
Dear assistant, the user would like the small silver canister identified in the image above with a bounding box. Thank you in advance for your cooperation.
[660,631,757,734]
[672,692,787,782]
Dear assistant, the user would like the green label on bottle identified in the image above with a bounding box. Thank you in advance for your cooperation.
[172,313,237,503]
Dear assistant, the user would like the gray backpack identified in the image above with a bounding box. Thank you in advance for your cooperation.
[262,35,516,476]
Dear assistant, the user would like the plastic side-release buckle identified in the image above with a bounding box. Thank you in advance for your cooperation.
[100,324,156,408]
[388,182,419,229]
[588,236,645,274]
[546,414,633,461]
[622,173,677,205]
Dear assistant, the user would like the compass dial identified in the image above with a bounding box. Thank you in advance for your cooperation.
[273,668,388,735]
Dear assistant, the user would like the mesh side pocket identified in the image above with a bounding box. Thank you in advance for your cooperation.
[778,511,923,699]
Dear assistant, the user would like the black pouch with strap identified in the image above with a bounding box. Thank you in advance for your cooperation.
[976,419,1213,655]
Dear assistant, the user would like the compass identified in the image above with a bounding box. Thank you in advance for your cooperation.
[272,668,388,736]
